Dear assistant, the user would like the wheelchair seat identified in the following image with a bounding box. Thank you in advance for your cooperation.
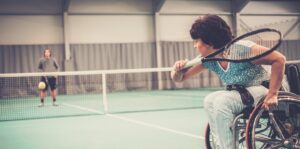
[285,61,300,95]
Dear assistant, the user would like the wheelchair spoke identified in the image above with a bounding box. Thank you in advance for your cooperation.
[255,134,281,144]
[255,119,271,134]
[254,135,285,149]
[268,112,289,139]
[265,143,285,149]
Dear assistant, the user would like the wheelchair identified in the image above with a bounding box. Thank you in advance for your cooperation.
[205,63,300,149]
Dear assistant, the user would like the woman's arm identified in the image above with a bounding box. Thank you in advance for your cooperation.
[251,44,286,110]
[171,60,205,82]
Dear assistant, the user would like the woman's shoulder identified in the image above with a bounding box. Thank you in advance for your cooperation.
[202,61,217,69]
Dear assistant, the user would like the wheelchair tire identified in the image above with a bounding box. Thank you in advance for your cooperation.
[205,124,213,149]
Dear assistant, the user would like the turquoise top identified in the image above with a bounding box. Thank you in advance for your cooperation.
[202,40,269,87]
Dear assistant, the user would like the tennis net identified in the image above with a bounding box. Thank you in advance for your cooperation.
[0,68,211,121]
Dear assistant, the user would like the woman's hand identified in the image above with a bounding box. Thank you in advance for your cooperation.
[171,59,188,82]
[171,58,205,82]
[173,59,188,71]
[262,93,278,110]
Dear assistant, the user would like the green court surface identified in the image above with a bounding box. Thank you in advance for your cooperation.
[0,89,218,149]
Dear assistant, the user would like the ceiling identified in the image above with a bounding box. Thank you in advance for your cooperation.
[0,0,299,15]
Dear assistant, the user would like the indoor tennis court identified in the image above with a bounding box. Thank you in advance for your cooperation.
[0,89,216,149]
[1,0,300,149]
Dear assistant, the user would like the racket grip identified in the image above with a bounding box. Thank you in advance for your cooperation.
[182,56,203,69]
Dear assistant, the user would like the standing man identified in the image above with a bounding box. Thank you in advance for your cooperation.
[38,48,59,107]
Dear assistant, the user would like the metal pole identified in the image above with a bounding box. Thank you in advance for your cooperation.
[154,12,163,90]
[102,73,108,113]
[63,12,71,60]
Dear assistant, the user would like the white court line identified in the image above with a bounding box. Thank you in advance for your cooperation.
[62,103,105,115]
[107,114,204,140]
[62,103,204,140]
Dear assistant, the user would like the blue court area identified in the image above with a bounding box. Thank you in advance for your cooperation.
[0,89,218,149]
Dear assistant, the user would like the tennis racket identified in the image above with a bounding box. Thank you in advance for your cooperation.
[181,28,282,70]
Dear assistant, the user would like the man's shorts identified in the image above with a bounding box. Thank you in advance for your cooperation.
[41,76,57,91]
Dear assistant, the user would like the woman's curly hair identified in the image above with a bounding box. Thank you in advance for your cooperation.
[190,15,233,49]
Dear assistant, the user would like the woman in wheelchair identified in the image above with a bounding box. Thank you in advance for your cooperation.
[171,15,289,149]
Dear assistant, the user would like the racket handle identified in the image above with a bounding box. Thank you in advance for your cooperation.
[182,56,203,69]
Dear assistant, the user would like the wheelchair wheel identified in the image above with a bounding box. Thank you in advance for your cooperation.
[205,124,214,149]
[205,123,247,149]
[246,92,300,149]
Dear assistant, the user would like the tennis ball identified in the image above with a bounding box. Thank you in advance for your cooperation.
[38,82,46,90]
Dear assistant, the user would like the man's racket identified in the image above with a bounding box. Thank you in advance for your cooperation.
[182,28,282,69]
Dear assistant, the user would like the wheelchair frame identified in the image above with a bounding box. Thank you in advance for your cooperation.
[205,91,300,149]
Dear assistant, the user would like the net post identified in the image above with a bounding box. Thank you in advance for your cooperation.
[102,73,108,114]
